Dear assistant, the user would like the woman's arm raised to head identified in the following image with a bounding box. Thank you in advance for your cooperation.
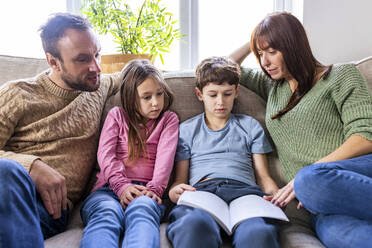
[229,42,251,65]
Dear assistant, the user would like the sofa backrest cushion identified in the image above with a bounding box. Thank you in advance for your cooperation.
[0,55,48,85]
[1,54,371,186]
[355,56,372,92]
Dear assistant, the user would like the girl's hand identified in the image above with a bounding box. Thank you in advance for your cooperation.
[120,184,148,209]
[144,191,162,205]
[169,183,196,203]
[263,179,302,209]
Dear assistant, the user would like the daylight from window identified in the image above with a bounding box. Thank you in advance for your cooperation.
[0,0,66,59]
[0,0,275,70]
[199,0,273,68]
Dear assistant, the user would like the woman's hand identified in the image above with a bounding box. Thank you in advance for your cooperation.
[169,183,196,204]
[144,191,162,205]
[120,184,147,209]
[263,179,302,209]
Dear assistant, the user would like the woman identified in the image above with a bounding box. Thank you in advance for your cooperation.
[230,12,372,248]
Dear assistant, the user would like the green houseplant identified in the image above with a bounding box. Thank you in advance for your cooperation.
[81,0,182,70]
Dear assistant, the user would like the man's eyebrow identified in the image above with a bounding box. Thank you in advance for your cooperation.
[73,53,90,59]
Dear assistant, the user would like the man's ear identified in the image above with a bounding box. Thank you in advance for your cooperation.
[194,87,203,101]
[46,53,61,71]
[234,84,240,99]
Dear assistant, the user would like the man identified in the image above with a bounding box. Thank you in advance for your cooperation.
[0,13,122,247]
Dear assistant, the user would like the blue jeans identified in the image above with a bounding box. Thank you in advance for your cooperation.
[0,159,69,248]
[80,186,165,248]
[294,154,372,248]
[166,178,279,248]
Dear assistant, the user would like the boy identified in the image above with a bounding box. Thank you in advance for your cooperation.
[166,57,280,248]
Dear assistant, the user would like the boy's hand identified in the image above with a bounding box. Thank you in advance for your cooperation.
[120,184,147,209]
[169,183,196,203]
[144,191,162,205]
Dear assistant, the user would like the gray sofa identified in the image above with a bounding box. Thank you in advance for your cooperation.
[1,54,372,247]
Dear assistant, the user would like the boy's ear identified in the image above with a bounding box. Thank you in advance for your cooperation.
[194,87,203,101]
[235,84,240,99]
[46,53,61,72]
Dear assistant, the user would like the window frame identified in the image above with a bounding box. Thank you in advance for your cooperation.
[178,0,303,69]
[67,0,82,13]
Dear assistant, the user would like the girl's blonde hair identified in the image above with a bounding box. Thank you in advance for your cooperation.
[120,59,174,162]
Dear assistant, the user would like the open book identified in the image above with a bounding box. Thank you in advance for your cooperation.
[178,191,289,235]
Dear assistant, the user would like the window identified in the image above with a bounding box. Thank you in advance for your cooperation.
[198,0,273,69]
[0,0,301,70]
[0,0,71,58]
[180,0,303,70]
[96,0,180,71]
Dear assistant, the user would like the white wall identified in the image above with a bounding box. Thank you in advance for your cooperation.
[303,0,372,64]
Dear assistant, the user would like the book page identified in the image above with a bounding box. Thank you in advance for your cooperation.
[177,191,232,234]
[229,195,289,231]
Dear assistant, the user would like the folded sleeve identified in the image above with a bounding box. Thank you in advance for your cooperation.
[175,122,192,162]
[248,118,273,154]
[332,64,372,142]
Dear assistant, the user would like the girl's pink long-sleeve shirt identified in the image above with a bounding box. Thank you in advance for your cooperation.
[92,106,179,198]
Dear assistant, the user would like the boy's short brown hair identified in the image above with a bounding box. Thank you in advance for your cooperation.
[195,56,241,90]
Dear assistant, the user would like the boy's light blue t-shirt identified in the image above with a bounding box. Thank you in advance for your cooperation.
[176,113,273,187]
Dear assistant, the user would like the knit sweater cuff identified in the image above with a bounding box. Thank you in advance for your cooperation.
[16,155,41,172]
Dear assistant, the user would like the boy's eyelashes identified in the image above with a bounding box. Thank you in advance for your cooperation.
[207,93,233,97]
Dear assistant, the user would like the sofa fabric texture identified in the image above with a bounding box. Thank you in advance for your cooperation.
[0,54,371,247]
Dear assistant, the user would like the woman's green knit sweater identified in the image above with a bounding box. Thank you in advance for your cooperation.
[240,64,372,182]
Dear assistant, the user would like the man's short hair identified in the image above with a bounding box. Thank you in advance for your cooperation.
[195,56,241,90]
[39,13,92,60]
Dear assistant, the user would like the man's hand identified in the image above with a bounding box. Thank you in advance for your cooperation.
[29,159,67,219]
[119,184,147,209]
[169,183,195,204]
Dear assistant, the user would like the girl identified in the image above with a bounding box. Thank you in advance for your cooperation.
[80,59,179,248]
[231,12,372,248]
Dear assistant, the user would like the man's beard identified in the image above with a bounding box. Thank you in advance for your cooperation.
[60,66,100,92]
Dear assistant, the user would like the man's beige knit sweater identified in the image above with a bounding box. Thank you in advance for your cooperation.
[0,70,121,207]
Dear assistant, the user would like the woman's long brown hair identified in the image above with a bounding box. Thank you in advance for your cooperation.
[251,12,331,119]
[120,59,174,163]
